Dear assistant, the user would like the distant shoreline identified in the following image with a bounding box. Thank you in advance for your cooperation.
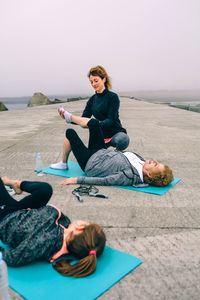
[1,90,200,112]
[0,95,88,110]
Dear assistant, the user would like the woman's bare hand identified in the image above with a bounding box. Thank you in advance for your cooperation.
[60,177,78,185]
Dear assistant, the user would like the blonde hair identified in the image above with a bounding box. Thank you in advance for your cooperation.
[53,224,106,277]
[88,65,112,90]
[144,165,174,187]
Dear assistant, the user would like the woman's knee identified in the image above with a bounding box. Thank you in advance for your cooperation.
[87,118,99,129]
[110,133,130,150]
[39,182,53,200]
[65,128,76,139]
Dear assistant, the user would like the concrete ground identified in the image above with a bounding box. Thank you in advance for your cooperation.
[0,98,200,300]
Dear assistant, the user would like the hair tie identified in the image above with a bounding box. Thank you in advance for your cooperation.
[89,250,96,256]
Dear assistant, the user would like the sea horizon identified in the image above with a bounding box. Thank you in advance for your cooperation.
[1,89,200,110]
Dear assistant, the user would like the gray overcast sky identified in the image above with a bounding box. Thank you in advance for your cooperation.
[0,0,200,97]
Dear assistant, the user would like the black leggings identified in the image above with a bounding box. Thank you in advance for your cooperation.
[0,178,53,221]
[66,118,107,171]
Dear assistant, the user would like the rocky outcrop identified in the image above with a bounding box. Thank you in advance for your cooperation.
[27,93,67,107]
[28,93,52,107]
[0,102,8,111]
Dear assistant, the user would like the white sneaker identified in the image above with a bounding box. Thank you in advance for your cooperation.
[50,161,68,170]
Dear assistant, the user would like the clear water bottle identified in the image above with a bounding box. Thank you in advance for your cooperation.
[0,252,9,300]
[35,153,44,176]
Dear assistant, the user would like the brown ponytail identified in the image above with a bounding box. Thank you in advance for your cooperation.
[53,224,106,277]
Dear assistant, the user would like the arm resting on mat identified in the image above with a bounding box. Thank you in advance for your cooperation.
[61,177,78,185]
[76,172,133,186]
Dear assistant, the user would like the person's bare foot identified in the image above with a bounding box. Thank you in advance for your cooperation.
[2,176,22,194]
[2,176,10,185]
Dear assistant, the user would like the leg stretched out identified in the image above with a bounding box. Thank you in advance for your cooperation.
[50,112,92,170]
[66,119,106,170]
[58,105,130,151]
[58,105,90,128]
[51,119,106,171]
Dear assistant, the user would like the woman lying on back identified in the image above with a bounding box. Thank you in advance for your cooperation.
[0,176,106,277]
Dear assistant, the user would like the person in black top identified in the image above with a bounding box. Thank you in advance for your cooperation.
[59,65,129,151]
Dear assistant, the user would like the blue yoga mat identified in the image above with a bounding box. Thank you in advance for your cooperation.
[43,161,181,195]
[0,241,142,300]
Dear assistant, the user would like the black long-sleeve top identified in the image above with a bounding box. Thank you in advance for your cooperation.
[82,88,127,138]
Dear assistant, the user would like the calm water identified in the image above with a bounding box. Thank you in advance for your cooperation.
[0,94,86,110]
[1,90,200,110]
[0,97,30,110]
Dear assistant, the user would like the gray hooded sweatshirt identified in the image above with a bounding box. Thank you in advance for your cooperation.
[77,149,148,187]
